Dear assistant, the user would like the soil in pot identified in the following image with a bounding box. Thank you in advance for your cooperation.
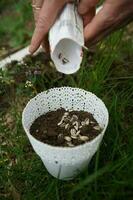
[30,108,102,147]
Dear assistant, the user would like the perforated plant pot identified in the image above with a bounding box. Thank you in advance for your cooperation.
[22,87,109,180]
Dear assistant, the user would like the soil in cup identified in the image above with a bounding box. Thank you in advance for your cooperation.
[30,108,102,147]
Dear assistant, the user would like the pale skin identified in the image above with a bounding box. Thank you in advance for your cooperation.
[29,0,133,54]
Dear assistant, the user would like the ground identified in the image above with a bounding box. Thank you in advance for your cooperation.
[0,1,133,200]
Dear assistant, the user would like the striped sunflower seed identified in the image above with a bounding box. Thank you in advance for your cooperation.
[70,128,76,135]
[73,121,79,131]
[64,112,69,116]
[65,123,70,129]
[64,136,72,142]
[79,135,89,141]
[85,118,90,125]
[76,130,80,135]
[93,125,101,131]
[67,142,74,147]
[70,129,78,139]
[60,123,66,128]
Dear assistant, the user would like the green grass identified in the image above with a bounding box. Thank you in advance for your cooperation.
[0,0,33,49]
[0,1,133,200]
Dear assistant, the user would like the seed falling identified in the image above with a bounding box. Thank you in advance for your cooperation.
[57,120,63,126]
[79,135,89,141]
[64,136,72,142]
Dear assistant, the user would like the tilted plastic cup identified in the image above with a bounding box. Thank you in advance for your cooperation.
[49,4,84,74]
[22,87,109,180]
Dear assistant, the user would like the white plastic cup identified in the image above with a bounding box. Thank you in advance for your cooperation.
[22,87,109,180]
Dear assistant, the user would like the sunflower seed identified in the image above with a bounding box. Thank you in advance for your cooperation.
[70,129,78,139]
[70,115,78,122]
[76,130,80,135]
[73,121,79,130]
[63,118,69,123]
[64,136,72,142]
[73,115,78,120]
[67,142,74,147]
[57,120,63,126]
[70,128,76,135]
[73,121,78,126]
[90,121,95,124]
[71,135,78,139]
[58,53,62,59]
[79,135,89,141]
[65,123,70,129]
[85,118,90,125]
[62,58,69,64]
[93,125,101,131]
[60,123,66,128]
[74,125,79,131]
[64,112,69,116]
[81,121,85,126]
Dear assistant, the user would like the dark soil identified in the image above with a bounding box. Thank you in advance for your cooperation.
[30,108,102,147]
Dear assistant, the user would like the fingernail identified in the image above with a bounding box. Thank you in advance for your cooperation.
[29,45,34,54]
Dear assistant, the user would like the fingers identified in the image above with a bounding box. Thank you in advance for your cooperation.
[32,0,49,53]
[32,0,49,52]
[84,1,133,47]
[32,0,44,24]
[78,0,98,15]
[84,4,118,46]
[82,7,95,27]
[29,0,72,54]
[41,34,50,53]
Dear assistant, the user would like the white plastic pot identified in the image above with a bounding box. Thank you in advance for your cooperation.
[22,87,109,180]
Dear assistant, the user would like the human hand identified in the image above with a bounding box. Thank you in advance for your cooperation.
[78,0,133,47]
[29,0,73,54]
[32,0,47,51]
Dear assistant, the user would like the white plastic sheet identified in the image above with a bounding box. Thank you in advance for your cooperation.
[49,4,84,74]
